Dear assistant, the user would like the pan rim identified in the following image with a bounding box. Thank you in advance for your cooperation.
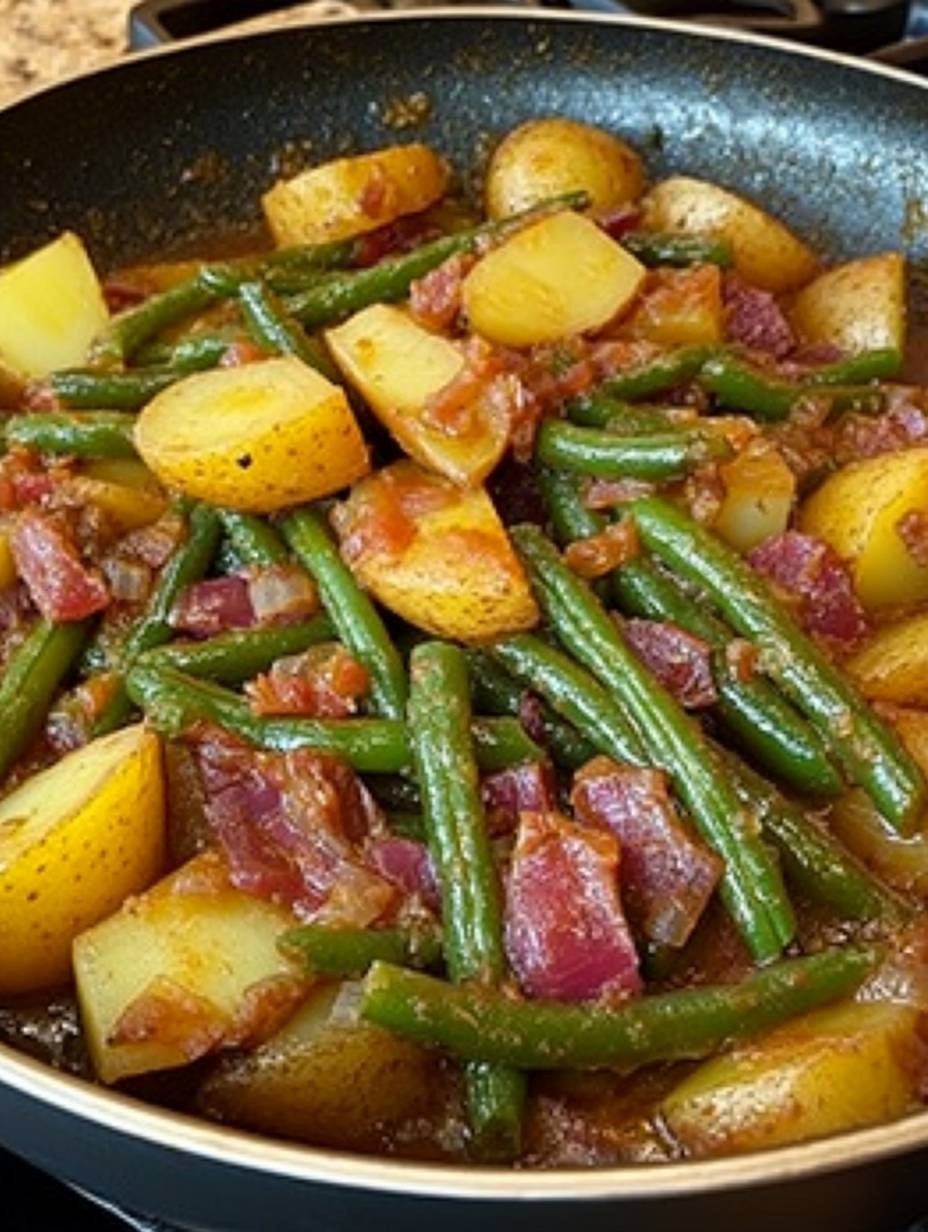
[3,3,928,1204]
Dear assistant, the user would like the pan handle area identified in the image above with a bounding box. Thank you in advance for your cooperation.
[128,0,362,48]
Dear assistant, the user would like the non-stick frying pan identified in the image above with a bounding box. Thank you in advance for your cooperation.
[2,10,928,1229]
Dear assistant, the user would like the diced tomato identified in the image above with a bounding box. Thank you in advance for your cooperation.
[11,509,109,622]
[245,644,370,718]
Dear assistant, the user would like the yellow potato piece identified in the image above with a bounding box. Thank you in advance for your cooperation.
[73,850,306,1084]
[199,982,438,1151]
[847,613,928,706]
[338,460,538,642]
[791,253,905,354]
[643,177,818,294]
[327,304,507,486]
[799,447,928,610]
[831,784,928,898]
[662,1001,921,1157]
[262,144,448,247]
[462,210,645,347]
[0,232,109,378]
[713,442,796,553]
[0,522,16,590]
[485,118,645,220]
[0,725,165,997]
[70,466,167,535]
[134,357,369,513]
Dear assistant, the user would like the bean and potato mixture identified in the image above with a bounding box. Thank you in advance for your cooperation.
[1,116,928,1166]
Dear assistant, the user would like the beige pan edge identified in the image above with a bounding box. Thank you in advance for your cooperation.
[3,1,928,1203]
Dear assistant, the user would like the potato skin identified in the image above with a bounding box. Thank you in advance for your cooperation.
[0,725,165,997]
[790,253,905,354]
[847,613,928,706]
[485,118,645,220]
[642,176,818,293]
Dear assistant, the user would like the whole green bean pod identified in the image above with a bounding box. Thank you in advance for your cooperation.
[278,925,442,977]
[281,507,407,720]
[92,504,221,735]
[49,367,180,411]
[4,412,137,460]
[599,345,717,402]
[408,642,525,1159]
[136,615,336,684]
[621,231,733,268]
[361,946,878,1071]
[216,511,290,568]
[237,279,341,381]
[535,420,730,480]
[632,496,926,833]
[0,619,89,782]
[512,523,795,962]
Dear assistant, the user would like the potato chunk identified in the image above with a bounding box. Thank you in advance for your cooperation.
[73,850,306,1084]
[831,783,928,897]
[462,210,645,347]
[486,118,644,220]
[326,304,507,486]
[642,177,818,293]
[799,447,928,610]
[335,460,538,642]
[0,232,108,378]
[199,982,438,1151]
[134,357,369,513]
[621,265,724,348]
[662,1001,922,1157]
[847,613,928,705]
[262,144,448,247]
[791,253,905,355]
[713,441,796,552]
[0,725,165,996]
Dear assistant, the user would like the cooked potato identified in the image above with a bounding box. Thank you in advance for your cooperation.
[847,613,928,705]
[662,1001,922,1157]
[622,265,724,347]
[713,441,796,552]
[335,460,538,642]
[0,232,109,378]
[485,118,644,220]
[642,177,818,293]
[134,357,369,513]
[199,981,438,1151]
[326,304,508,486]
[799,447,928,610]
[71,459,167,535]
[463,210,645,347]
[0,725,165,997]
[791,253,905,354]
[0,523,16,590]
[262,144,448,247]
[831,785,928,897]
[73,850,307,1084]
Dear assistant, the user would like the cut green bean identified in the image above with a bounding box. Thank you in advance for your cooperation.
[361,947,878,1070]
[282,507,407,720]
[216,511,290,569]
[136,615,336,684]
[599,346,716,402]
[699,353,888,421]
[621,231,733,269]
[95,276,218,364]
[49,368,180,411]
[278,925,442,977]
[804,348,903,386]
[0,619,89,783]
[536,420,730,480]
[238,279,340,381]
[565,394,679,432]
[135,332,239,373]
[512,524,795,962]
[4,412,137,460]
[632,496,926,833]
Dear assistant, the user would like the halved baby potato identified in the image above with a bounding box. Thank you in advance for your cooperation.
[462,210,646,347]
[0,232,109,378]
[262,144,449,247]
[642,177,818,293]
[326,304,508,487]
[0,724,165,997]
[790,253,905,355]
[134,357,370,513]
[335,460,539,642]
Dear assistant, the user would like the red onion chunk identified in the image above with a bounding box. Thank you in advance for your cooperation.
[367,836,440,911]
[723,274,795,359]
[11,509,109,622]
[172,575,255,637]
[748,530,868,650]
[622,617,718,709]
[505,809,642,1003]
[571,756,722,948]
[246,564,319,625]
[481,761,557,836]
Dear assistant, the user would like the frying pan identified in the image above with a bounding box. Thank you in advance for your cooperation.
[2,9,928,1229]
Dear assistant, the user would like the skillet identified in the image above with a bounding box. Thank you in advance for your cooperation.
[2,10,928,1229]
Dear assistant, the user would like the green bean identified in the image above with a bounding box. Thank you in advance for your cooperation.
[361,946,878,1071]
[699,353,887,421]
[281,507,407,720]
[408,642,525,1160]
[621,231,733,269]
[49,368,180,410]
[136,615,336,684]
[0,620,89,782]
[632,496,926,833]
[512,524,795,962]
[4,412,137,460]
[237,280,341,381]
[599,346,717,402]
[216,511,290,568]
[804,348,903,386]
[464,648,596,770]
[385,810,427,840]
[536,420,730,480]
[95,277,218,364]
[135,332,238,373]
[285,191,588,331]
[126,662,540,773]
[367,774,423,814]
[92,504,221,735]
[565,394,679,432]
[278,925,442,977]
